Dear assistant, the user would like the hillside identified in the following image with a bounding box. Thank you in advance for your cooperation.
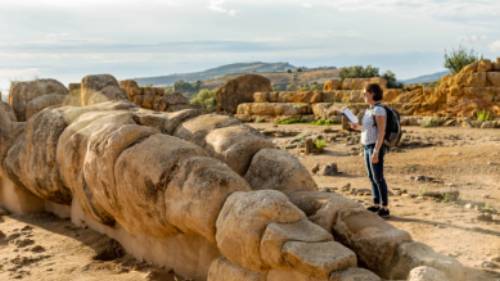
[134,62,298,86]
[201,68,340,90]
[403,70,449,85]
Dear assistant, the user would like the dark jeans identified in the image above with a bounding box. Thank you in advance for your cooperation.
[363,144,389,206]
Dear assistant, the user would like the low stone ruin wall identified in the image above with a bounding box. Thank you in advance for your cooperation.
[0,75,466,281]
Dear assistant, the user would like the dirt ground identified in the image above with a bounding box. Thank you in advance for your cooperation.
[0,123,499,281]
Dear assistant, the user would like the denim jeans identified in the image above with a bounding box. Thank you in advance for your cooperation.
[363,144,388,206]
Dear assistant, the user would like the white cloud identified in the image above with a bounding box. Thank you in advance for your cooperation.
[489,40,500,52]
[208,0,237,16]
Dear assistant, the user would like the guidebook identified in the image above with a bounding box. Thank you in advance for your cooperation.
[342,108,359,124]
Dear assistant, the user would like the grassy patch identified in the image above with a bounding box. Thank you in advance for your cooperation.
[313,138,328,151]
[476,110,492,122]
[310,119,337,126]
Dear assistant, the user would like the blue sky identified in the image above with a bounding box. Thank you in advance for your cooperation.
[1,0,499,93]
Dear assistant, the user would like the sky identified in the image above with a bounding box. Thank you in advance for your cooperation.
[1,0,499,95]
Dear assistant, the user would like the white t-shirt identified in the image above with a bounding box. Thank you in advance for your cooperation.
[361,105,386,145]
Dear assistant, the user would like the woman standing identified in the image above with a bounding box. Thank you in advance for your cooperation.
[350,83,390,218]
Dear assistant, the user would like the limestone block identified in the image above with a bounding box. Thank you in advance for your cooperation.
[407,266,450,281]
[174,114,240,147]
[329,268,381,281]
[260,219,333,267]
[205,125,275,175]
[245,149,317,192]
[282,241,357,278]
[388,241,464,281]
[216,190,305,271]
[165,156,251,242]
[332,208,412,277]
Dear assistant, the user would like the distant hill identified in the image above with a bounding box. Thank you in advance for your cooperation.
[201,68,340,91]
[402,71,449,85]
[134,62,299,86]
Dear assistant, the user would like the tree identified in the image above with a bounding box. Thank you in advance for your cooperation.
[190,89,217,112]
[444,46,479,74]
[339,65,380,80]
[382,70,403,88]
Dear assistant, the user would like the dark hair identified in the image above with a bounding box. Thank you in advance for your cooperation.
[365,83,383,101]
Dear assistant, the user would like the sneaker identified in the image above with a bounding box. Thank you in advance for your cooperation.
[377,208,390,218]
[367,205,380,213]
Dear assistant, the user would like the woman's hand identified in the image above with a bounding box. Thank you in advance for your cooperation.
[371,151,379,164]
[350,123,361,131]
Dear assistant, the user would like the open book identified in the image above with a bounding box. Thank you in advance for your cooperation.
[342,108,359,124]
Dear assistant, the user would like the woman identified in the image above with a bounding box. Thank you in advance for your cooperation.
[350,83,390,218]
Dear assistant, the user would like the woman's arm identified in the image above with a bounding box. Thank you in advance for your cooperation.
[372,115,386,164]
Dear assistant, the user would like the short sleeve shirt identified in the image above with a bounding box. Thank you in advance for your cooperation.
[361,104,386,145]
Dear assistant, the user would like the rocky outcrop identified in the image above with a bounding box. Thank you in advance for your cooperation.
[216,74,272,114]
[0,75,466,281]
[120,80,193,112]
[8,79,69,121]
[81,74,128,106]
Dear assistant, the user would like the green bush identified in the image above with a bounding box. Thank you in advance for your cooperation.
[476,110,492,122]
[313,138,327,151]
[190,89,217,111]
[274,117,306,125]
[444,46,479,74]
[382,70,403,88]
[339,65,380,80]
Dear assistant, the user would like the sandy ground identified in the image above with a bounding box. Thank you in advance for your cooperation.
[0,123,499,281]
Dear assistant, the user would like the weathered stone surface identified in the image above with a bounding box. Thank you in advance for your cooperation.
[25,94,67,119]
[165,156,251,242]
[207,257,266,281]
[174,113,241,147]
[205,125,275,175]
[8,79,68,121]
[4,108,71,204]
[216,74,272,113]
[312,103,340,120]
[388,241,464,281]
[341,77,387,90]
[245,149,317,192]
[0,102,24,178]
[114,134,207,236]
[487,72,500,87]
[57,111,136,224]
[407,266,450,281]
[83,123,159,224]
[329,268,381,281]
[0,101,18,123]
[260,219,333,267]
[332,208,412,277]
[236,102,311,117]
[287,191,363,231]
[81,74,127,106]
[282,241,357,278]
[216,190,305,271]
[323,80,342,91]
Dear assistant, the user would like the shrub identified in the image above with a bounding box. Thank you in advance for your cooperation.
[274,117,305,125]
[476,110,492,122]
[313,138,327,151]
[382,70,403,88]
[190,89,216,112]
[444,46,479,74]
[339,65,379,80]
